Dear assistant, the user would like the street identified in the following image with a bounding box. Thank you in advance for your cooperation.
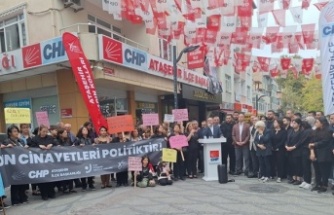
[5,175,334,215]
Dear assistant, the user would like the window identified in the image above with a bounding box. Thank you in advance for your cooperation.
[225,75,231,92]
[0,13,26,53]
[88,15,122,41]
[159,39,172,61]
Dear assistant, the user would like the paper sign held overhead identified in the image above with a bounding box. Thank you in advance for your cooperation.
[163,114,174,123]
[142,113,159,126]
[172,109,189,122]
[128,156,142,171]
[35,111,50,128]
[169,135,189,148]
[107,115,134,134]
[4,108,31,124]
[162,148,177,163]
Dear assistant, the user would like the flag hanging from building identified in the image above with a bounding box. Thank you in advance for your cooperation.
[319,1,334,115]
[62,32,108,131]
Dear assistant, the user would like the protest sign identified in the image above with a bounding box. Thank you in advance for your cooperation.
[172,109,189,121]
[35,111,50,128]
[163,114,174,123]
[142,113,159,126]
[128,156,142,171]
[0,138,166,186]
[4,108,31,124]
[169,135,189,148]
[162,148,177,163]
[107,115,134,134]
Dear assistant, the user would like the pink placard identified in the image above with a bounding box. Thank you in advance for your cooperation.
[35,111,50,128]
[169,135,189,148]
[128,156,142,171]
[172,109,189,121]
[142,113,159,126]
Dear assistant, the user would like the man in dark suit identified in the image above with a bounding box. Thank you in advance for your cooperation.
[232,113,250,175]
[204,117,222,138]
[220,114,236,174]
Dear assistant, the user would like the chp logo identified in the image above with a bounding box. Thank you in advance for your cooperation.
[22,43,42,68]
[102,36,123,64]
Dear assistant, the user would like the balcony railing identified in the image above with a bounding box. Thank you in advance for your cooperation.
[59,23,149,51]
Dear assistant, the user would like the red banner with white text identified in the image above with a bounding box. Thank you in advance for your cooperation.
[62,32,107,131]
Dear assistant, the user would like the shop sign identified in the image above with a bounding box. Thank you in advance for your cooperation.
[41,37,67,65]
[0,50,24,75]
[39,104,57,114]
[22,36,68,69]
[3,99,31,108]
[182,84,222,104]
[123,43,147,71]
[61,108,73,118]
[99,35,208,89]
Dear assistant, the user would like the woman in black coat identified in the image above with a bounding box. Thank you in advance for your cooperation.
[28,125,57,201]
[254,121,272,183]
[309,117,333,193]
[270,119,287,183]
[285,118,304,185]
[1,125,29,205]
[185,122,199,179]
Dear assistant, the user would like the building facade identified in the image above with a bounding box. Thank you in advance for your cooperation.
[0,0,220,131]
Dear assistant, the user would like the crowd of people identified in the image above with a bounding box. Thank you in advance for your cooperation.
[0,109,334,211]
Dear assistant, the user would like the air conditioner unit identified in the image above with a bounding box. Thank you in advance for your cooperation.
[63,0,83,12]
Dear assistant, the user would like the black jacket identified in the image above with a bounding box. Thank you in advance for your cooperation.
[255,129,272,156]
[2,138,25,147]
[312,128,333,163]
[28,135,57,148]
[286,128,304,157]
[75,137,92,146]
[270,129,287,151]
[184,132,199,151]
[220,122,234,143]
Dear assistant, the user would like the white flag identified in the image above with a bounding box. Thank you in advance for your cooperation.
[290,7,303,24]
[319,1,334,115]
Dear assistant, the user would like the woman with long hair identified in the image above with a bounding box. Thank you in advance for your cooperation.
[94,126,112,189]
[130,128,142,142]
[1,125,28,205]
[309,117,333,193]
[271,119,287,183]
[76,126,95,191]
[136,155,156,188]
[285,118,304,185]
[28,125,57,201]
[185,122,199,179]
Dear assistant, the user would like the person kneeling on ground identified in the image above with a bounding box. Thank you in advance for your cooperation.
[136,156,156,188]
[157,161,173,186]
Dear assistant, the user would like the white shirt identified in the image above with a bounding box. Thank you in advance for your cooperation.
[239,123,243,141]
[210,126,214,135]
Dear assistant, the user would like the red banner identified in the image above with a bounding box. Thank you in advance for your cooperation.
[62,32,107,131]
[187,47,204,69]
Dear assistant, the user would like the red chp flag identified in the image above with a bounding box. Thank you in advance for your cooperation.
[62,32,107,131]
[187,46,204,69]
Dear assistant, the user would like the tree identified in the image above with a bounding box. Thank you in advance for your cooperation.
[276,74,324,113]
[301,77,324,112]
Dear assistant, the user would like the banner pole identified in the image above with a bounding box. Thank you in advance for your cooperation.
[180,150,185,161]
[134,171,137,188]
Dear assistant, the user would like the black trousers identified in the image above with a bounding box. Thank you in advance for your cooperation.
[288,154,302,177]
[249,148,259,175]
[221,142,236,172]
[174,151,185,178]
[273,149,285,179]
[302,150,312,184]
[38,182,55,199]
[11,185,28,204]
[116,171,128,184]
[258,155,271,178]
[198,147,204,172]
[62,180,74,191]
[187,148,199,176]
[81,177,94,189]
[314,161,332,187]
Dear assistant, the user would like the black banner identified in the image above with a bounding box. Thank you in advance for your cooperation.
[0,138,166,186]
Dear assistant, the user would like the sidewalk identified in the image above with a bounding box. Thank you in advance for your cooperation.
[5,176,334,215]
